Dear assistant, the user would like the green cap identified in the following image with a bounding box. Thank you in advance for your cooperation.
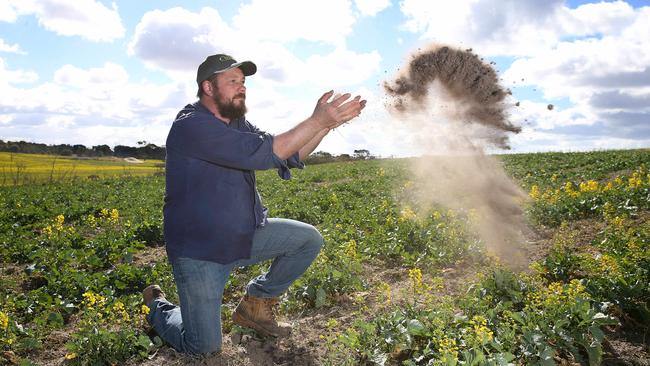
[196,54,257,85]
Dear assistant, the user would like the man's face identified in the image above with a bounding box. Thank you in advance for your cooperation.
[211,67,247,120]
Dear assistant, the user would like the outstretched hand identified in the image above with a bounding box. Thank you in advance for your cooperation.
[311,90,367,130]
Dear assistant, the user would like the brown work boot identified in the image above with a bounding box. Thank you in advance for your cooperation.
[232,295,292,337]
[142,285,166,308]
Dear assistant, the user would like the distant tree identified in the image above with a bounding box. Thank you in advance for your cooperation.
[53,144,73,156]
[72,144,88,156]
[337,153,352,161]
[305,151,334,165]
[92,144,113,156]
[114,145,137,157]
[353,149,371,160]
[137,143,166,160]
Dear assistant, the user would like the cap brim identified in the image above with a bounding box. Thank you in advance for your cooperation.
[232,60,257,76]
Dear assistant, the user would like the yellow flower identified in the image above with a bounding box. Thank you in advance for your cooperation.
[603,182,613,192]
[141,304,150,315]
[43,225,53,238]
[326,319,339,329]
[100,208,120,224]
[438,337,459,362]
[598,254,620,274]
[82,291,106,308]
[408,267,422,284]
[628,174,642,189]
[54,214,65,229]
[110,208,119,223]
[0,311,8,330]
[579,180,598,193]
[65,352,77,360]
[377,168,385,177]
[469,315,494,344]
[399,206,417,222]
[529,185,541,200]
[84,214,97,226]
[563,182,579,197]
[408,267,432,295]
[551,173,558,183]
[343,239,358,259]
[112,301,130,322]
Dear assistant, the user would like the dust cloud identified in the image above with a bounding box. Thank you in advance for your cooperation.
[383,44,529,266]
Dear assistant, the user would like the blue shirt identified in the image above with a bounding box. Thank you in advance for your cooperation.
[163,102,303,264]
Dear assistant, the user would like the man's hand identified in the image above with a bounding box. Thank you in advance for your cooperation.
[272,90,366,160]
[311,91,367,130]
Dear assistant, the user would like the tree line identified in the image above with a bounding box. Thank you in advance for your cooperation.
[0,140,375,163]
[0,140,166,160]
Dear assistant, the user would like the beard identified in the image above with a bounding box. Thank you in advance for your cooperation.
[213,92,247,120]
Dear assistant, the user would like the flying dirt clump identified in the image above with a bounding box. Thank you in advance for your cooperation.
[384,44,521,149]
[382,44,529,266]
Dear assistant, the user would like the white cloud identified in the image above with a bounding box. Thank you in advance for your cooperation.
[232,0,356,46]
[399,0,639,57]
[6,0,124,42]
[354,0,391,17]
[128,7,233,73]
[54,62,129,89]
[561,1,636,36]
[0,58,38,85]
[0,38,25,54]
[0,61,189,147]
[400,0,566,56]
[0,1,18,22]
[128,6,382,90]
[301,48,382,88]
[501,6,650,143]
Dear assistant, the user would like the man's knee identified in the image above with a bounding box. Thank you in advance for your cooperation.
[304,224,324,252]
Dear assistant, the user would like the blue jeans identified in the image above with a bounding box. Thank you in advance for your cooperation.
[146,218,323,354]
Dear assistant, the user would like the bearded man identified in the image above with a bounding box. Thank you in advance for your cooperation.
[142,54,366,354]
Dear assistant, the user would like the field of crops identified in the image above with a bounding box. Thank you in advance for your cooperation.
[0,152,164,186]
[1,149,649,365]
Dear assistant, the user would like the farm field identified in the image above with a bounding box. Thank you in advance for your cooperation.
[0,152,164,186]
[0,148,649,365]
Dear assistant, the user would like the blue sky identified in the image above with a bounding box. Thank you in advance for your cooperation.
[1,0,649,157]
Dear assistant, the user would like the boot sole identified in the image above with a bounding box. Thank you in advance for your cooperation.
[232,311,279,338]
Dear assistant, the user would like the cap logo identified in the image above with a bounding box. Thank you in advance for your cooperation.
[219,55,234,62]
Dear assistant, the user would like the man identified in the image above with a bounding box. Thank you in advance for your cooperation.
[142,53,366,354]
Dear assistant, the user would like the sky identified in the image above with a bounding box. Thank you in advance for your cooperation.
[0,0,649,157]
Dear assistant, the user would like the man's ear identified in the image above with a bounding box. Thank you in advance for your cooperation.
[202,80,214,97]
